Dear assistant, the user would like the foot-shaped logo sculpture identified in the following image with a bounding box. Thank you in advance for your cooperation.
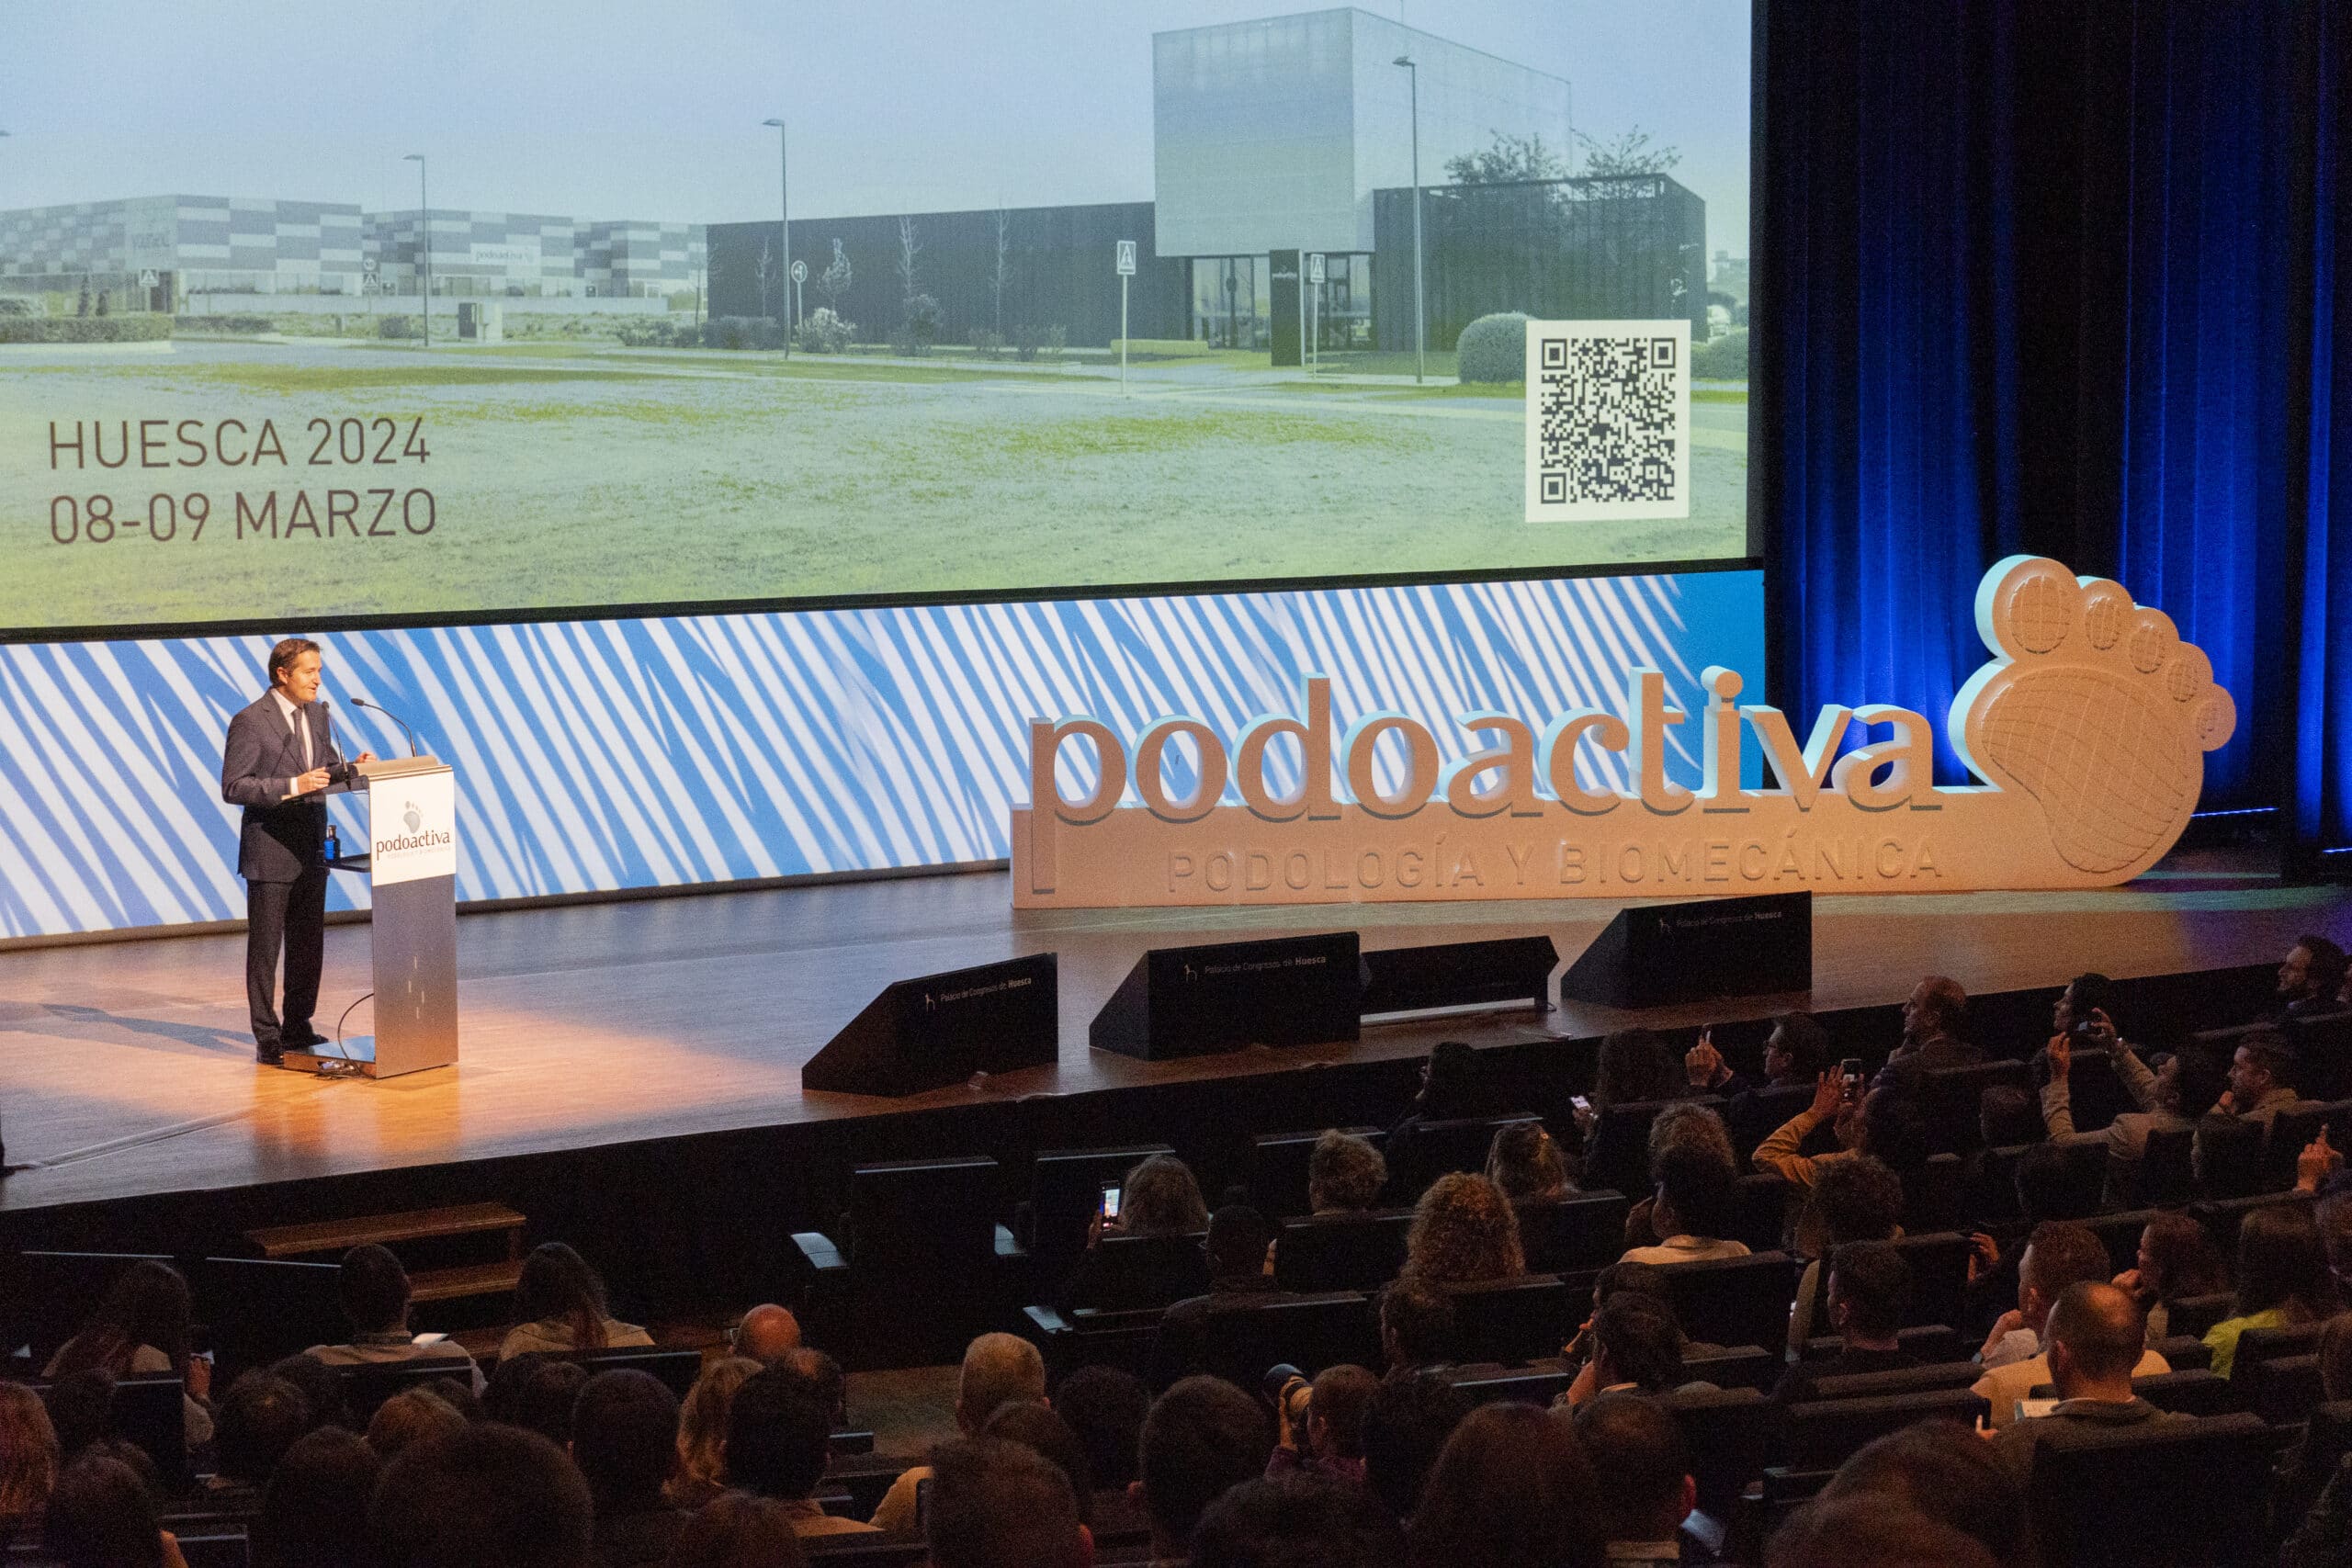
[1952,556,2237,875]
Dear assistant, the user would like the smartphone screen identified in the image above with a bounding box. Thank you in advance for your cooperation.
[1839,1057,1864,1098]
[1571,1094,1592,1113]
[1099,1182,1123,1222]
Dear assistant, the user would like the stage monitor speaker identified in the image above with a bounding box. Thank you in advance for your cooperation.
[1558,892,1811,1010]
[803,952,1058,1097]
[1361,935,1560,1017]
[1091,931,1362,1061]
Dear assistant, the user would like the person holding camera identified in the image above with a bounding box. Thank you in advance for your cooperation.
[1264,1363,1376,1488]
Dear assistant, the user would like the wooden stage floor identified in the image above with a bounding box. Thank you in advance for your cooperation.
[2,855,2345,1217]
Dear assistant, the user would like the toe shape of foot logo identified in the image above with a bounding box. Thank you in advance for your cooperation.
[1952,556,2237,876]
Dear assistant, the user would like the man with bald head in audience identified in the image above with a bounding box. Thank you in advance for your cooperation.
[1996,1281,2186,1471]
[869,1332,1047,1531]
[1973,1223,2170,1427]
[732,1303,802,1365]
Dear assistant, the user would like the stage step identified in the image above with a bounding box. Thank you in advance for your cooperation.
[408,1258,528,1304]
[246,1201,525,1260]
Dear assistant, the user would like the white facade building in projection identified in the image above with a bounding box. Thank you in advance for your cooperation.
[1152,7,1573,259]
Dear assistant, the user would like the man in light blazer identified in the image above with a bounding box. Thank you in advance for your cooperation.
[220,637,370,1064]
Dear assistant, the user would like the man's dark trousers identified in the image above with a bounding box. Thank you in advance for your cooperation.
[248,863,328,1050]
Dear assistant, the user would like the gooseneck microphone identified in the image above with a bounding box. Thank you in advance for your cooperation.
[350,695,424,759]
[317,697,357,786]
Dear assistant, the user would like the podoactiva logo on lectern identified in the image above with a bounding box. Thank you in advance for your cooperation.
[1010,557,2237,908]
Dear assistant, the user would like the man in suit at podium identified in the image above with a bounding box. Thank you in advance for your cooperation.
[220,637,370,1065]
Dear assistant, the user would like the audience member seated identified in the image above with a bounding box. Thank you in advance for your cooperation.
[1571,1390,1707,1565]
[1877,976,1984,1089]
[1193,1473,1408,1568]
[43,1258,213,1447]
[1063,1153,1212,1306]
[1052,1365,1150,1494]
[2279,1310,2352,1568]
[1486,1120,1573,1203]
[267,1351,357,1432]
[1361,1373,1472,1527]
[1563,1292,1697,1407]
[208,1371,310,1495]
[1623,1103,1740,1250]
[1622,1141,1751,1266]
[2009,1142,2093,1223]
[1965,1085,2047,1215]
[1767,1495,2001,1568]
[252,1426,381,1568]
[2300,1126,2346,1196]
[2041,1028,2225,1194]
[979,1402,1094,1525]
[1154,1203,1290,1387]
[1788,1155,1906,1353]
[42,1371,117,1467]
[305,1242,483,1390]
[1774,1241,1917,1404]
[766,1346,847,1429]
[1753,1077,1929,1193]
[869,1332,1046,1531]
[499,1242,655,1359]
[724,1371,876,1539]
[2202,1200,2342,1377]
[1995,1280,2185,1472]
[2111,1211,2229,1343]
[1379,1280,1461,1374]
[1382,1040,1482,1191]
[488,1355,591,1448]
[1267,1130,1394,1278]
[1405,1402,1604,1568]
[1973,1222,2169,1427]
[2050,971,2119,1042]
[368,1423,594,1568]
[44,1449,180,1568]
[2325,1192,2352,1296]
[1716,1013,1834,1153]
[571,1369,686,1568]
[657,1493,807,1568]
[1399,1172,1525,1287]
[664,1356,761,1511]
[2193,1032,2302,1187]
[1268,1364,1377,1488]
[728,1303,802,1367]
[0,1382,57,1549]
[1575,1029,1694,1181]
[1136,1375,1276,1564]
[924,1437,1092,1568]
[367,1386,468,1461]
[1806,1419,2032,1567]
[2278,933,2352,1020]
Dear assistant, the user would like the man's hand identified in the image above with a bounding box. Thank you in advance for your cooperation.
[1809,1071,1844,1122]
[2047,1035,2071,1081]
[356,750,377,764]
[2080,1008,2120,1048]
[2113,1267,2146,1300]
[1686,1034,1729,1090]
[2298,1128,2343,1194]
[1979,1309,2027,1363]
[292,767,332,795]
[187,1354,212,1401]
[2215,1089,2237,1116]
[1967,1233,2001,1285]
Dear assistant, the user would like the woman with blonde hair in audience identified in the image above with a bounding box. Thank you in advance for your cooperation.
[45,1259,213,1448]
[2206,1202,2343,1377]
[1401,1172,1525,1287]
[667,1356,763,1510]
[2114,1210,2231,1344]
[0,1382,59,1546]
[1486,1121,1572,1204]
[498,1242,655,1359]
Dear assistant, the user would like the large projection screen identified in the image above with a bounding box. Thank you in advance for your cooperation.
[2,2,1754,636]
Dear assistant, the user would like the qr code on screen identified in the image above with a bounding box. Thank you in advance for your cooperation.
[1523,319,1690,523]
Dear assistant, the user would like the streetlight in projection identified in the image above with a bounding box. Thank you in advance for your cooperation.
[1393,54,1425,384]
[761,118,792,355]
[402,153,430,347]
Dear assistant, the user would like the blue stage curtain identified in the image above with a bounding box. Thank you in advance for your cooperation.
[1760,0,2352,856]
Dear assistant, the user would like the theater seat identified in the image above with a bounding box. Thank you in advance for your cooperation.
[2191,1190,2313,1258]
[1385,1112,1544,1199]
[1248,1128,1379,1218]
[2265,1102,2337,1190]
[1444,1359,1576,1406]
[1801,1324,1964,1365]
[1442,1274,1573,1366]
[1916,1061,2031,1156]
[1802,1361,1984,1402]
[2193,1115,2267,1200]
[1063,1233,1210,1313]
[2021,1369,2243,1419]
[1682,1344,1781,1393]
[2023,1412,2272,1567]
[1272,1209,1412,1292]
[1026,1144,1174,1272]
[1783,1385,1987,1468]
[2130,1125,2197,1206]
[2085,1207,2169,1277]
[1730,1173,1794,1254]
[1183,1291,1378,1392]
[1884,1232,1971,1330]
[790,1155,1023,1367]
[1582,1098,1724,1199]
[1664,1384,1783,1517]
[1515,1191,1632,1274]
[1656,1251,1798,1353]
[1901,1153,1963,1234]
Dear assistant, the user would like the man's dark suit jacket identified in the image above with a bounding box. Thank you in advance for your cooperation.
[220,694,331,883]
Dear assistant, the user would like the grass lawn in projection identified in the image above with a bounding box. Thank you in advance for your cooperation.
[6,336,1747,628]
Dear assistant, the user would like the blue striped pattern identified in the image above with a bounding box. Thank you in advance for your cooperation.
[0,571,1763,937]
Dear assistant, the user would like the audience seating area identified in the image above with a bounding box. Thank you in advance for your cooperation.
[5,953,2352,1565]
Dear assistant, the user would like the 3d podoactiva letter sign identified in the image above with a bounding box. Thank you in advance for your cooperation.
[1009,558,2237,908]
